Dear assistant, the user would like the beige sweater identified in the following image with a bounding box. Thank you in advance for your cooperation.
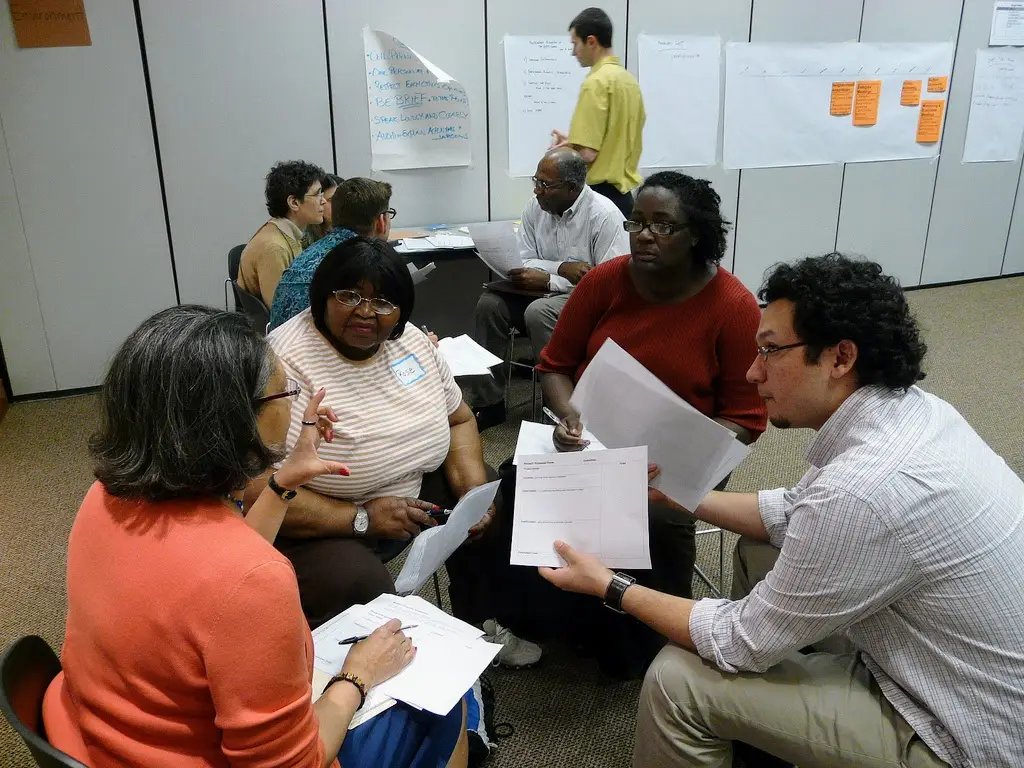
[238,218,304,308]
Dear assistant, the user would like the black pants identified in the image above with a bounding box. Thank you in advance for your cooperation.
[276,466,500,629]
[590,182,635,218]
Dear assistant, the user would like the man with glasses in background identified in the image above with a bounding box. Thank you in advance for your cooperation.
[539,253,1024,768]
[239,160,325,309]
[269,177,394,331]
[470,147,629,430]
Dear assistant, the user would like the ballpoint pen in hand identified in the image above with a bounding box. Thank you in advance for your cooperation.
[337,625,418,645]
[542,406,566,427]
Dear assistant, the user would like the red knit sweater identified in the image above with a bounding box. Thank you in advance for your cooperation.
[538,256,768,437]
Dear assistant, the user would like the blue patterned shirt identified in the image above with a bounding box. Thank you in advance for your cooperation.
[268,228,356,330]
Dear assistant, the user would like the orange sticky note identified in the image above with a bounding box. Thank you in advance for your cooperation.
[927,76,948,93]
[830,81,855,116]
[916,99,945,144]
[900,80,922,106]
[853,80,882,127]
[8,0,90,48]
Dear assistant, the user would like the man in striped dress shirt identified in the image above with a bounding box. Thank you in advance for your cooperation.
[539,253,1024,767]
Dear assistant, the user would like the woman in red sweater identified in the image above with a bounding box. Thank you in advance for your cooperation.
[515,171,766,678]
[42,306,466,768]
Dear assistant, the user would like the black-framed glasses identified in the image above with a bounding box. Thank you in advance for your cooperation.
[623,220,688,237]
[756,342,808,362]
[256,376,301,404]
[532,177,567,191]
[382,208,397,219]
[333,289,396,315]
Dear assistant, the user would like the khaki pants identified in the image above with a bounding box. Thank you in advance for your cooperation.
[632,537,948,768]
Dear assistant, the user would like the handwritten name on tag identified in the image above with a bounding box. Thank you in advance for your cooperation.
[391,354,426,386]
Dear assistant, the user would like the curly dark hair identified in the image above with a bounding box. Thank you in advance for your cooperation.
[90,306,283,501]
[759,253,927,390]
[264,160,326,218]
[637,171,730,266]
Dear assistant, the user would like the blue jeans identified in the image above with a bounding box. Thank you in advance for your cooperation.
[339,692,465,768]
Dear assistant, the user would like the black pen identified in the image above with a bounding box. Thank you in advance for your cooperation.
[337,625,418,645]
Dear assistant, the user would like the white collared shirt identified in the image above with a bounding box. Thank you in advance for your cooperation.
[518,185,629,293]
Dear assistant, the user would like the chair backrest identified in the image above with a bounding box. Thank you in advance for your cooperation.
[0,636,90,768]
[231,280,270,335]
[227,243,246,281]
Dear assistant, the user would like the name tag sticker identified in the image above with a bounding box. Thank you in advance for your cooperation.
[391,353,426,386]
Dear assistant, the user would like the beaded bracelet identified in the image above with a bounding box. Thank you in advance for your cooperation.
[326,671,367,709]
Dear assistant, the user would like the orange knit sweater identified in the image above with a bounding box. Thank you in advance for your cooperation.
[43,482,337,768]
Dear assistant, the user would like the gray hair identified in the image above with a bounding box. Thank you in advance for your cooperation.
[90,305,282,501]
[548,148,588,188]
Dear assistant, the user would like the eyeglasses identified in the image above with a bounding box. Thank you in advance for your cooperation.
[532,177,567,191]
[255,377,301,404]
[382,208,397,219]
[623,220,688,237]
[333,289,396,315]
[303,188,324,201]
[756,341,808,362]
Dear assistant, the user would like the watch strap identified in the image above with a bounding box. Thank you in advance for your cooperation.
[267,472,297,501]
[603,572,636,614]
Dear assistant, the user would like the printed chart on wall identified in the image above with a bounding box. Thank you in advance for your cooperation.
[504,36,587,177]
[723,42,954,169]
[963,49,1024,162]
[637,35,721,168]
[363,28,471,171]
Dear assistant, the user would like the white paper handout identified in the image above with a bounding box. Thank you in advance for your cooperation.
[426,234,474,249]
[991,1,1024,46]
[312,594,500,717]
[394,481,500,594]
[407,261,436,285]
[437,334,504,377]
[512,445,650,569]
[963,49,1024,162]
[570,339,750,511]
[363,28,471,171]
[466,221,524,277]
[511,420,606,465]
[504,35,588,177]
[638,35,721,168]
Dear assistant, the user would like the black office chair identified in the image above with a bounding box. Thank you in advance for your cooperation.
[0,636,89,768]
[225,243,246,311]
[231,280,270,334]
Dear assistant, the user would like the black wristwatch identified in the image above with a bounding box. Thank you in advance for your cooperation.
[267,472,297,501]
[603,572,636,614]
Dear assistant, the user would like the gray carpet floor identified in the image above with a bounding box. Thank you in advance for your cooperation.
[1,275,1022,768]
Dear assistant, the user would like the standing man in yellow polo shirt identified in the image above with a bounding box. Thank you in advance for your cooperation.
[551,7,645,217]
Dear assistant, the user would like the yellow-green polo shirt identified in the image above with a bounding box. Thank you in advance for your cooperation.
[568,55,646,194]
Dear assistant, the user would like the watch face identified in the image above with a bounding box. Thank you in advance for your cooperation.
[354,508,370,533]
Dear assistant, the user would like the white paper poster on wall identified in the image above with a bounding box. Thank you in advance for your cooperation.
[990,2,1024,47]
[638,35,721,168]
[504,35,586,177]
[363,28,471,171]
[723,42,955,169]
[963,49,1024,162]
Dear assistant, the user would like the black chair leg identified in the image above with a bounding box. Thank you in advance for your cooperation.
[433,572,444,610]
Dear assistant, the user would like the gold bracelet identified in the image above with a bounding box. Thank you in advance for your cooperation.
[326,672,367,709]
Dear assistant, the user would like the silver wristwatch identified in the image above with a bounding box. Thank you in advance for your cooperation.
[353,505,370,537]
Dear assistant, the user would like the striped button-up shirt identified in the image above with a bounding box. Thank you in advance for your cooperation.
[690,385,1024,767]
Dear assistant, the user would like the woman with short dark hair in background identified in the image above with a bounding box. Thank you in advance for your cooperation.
[42,305,468,768]
[303,173,345,249]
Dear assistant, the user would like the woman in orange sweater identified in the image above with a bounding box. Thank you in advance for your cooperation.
[42,306,466,768]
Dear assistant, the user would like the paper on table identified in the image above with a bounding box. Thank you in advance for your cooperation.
[511,420,606,465]
[426,234,474,249]
[991,1,1024,46]
[394,481,500,594]
[398,238,437,252]
[963,49,1024,162]
[437,334,504,377]
[512,445,650,569]
[570,339,749,511]
[407,261,436,285]
[466,221,523,277]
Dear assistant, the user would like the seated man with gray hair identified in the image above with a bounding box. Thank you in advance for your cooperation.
[471,147,630,429]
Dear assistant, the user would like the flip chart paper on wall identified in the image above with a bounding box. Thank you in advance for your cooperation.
[363,28,471,171]
[723,42,955,169]
[963,49,1024,162]
[638,35,721,168]
[504,36,587,177]
[991,1,1024,46]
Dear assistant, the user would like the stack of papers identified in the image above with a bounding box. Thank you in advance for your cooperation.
[426,234,474,249]
[312,594,501,718]
[437,334,504,377]
[570,339,751,511]
[511,420,606,465]
[397,238,437,252]
[467,221,523,277]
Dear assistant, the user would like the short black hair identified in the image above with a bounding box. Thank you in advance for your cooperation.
[90,305,283,501]
[321,173,344,191]
[333,177,393,233]
[569,7,613,48]
[638,171,730,266]
[309,237,414,341]
[759,253,927,390]
[265,160,326,218]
